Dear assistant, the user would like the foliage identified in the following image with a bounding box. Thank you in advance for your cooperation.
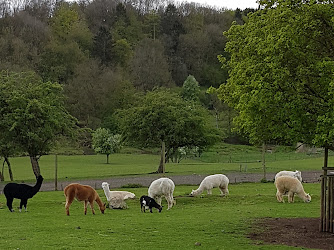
[118,88,219,172]
[0,71,77,176]
[119,88,219,151]
[180,75,200,101]
[92,128,122,164]
[0,0,256,142]
[216,1,334,147]
[130,38,174,91]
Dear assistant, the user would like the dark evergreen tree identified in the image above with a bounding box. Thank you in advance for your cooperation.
[92,26,113,65]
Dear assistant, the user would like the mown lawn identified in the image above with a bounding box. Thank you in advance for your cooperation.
[0,183,320,249]
[1,153,331,183]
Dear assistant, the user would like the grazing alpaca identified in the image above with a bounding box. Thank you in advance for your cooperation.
[3,175,44,212]
[275,176,311,203]
[64,183,106,216]
[101,182,136,209]
[148,177,175,210]
[190,174,229,197]
[140,195,162,213]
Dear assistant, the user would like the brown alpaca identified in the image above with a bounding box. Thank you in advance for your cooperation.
[64,183,106,216]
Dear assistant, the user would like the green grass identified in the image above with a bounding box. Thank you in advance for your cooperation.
[0,183,320,249]
[1,152,332,183]
[200,143,331,163]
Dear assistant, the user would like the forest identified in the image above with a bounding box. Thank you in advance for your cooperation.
[2,0,333,178]
[0,0,254,136]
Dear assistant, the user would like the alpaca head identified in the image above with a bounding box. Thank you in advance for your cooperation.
[101,182,109,190]
[190,190,196,196]
[304,193,311,203]
[100,203,106,214]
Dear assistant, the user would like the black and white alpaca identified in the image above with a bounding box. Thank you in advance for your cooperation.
[140,195,162,213]
[3,175,44,212]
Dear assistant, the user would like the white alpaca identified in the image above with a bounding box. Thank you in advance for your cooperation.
[101,182,136,209]
[275,170,302,182]
[148,178,175,210]
[275,176,311,203]
[190,174,229,196]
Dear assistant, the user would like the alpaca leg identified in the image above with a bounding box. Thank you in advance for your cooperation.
[20,199,28,212]
[276,191,283,202]
[89,201,95,215]
[84,200,88,215]
[207,189,212,195]
[166,197,171,210]
[219,187,223,196]
[166,196,173,210]
[219,186,228,196]
[288,192,294,203]
[65,198,73,216]
[6,197,14,212]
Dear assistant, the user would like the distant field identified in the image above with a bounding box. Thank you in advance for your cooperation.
[0,151,330,183]
[0,183,320,249]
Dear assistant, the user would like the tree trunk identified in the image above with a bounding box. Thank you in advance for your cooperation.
[156,141,165,174]
[30,156,41,177]
[0,161,4,181]
[262,143,266,180]
[107,154,109,164]
[4,156,13,181]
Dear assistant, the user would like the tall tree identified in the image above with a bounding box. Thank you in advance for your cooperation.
[0,71,77,177]
[216,1,334,148]
[118,88,219,173]
[92,26,113,65]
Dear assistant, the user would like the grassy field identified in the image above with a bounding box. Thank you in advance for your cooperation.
[0,182,320,249]
[0,152,331,183]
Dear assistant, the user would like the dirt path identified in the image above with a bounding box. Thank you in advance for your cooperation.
[29,170,323,192]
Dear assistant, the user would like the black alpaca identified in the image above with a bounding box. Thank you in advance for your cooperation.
[3,175,44,212]
[140,195,162,213]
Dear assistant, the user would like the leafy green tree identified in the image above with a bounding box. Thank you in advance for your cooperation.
[92,128,122,164]
[215,1,334,158]
[0,71,77,177]
[181,75,200,101]
[111,39,133,67]
[118,89,219,173]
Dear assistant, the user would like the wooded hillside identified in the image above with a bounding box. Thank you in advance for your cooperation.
[0,0,254,130]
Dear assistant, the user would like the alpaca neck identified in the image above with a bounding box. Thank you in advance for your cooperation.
[95,195,104,209]
[30,177,43,196]
[193,187,203,196]
[102,186,112,201]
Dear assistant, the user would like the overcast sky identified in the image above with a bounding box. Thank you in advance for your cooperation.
[180,0,259,10]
